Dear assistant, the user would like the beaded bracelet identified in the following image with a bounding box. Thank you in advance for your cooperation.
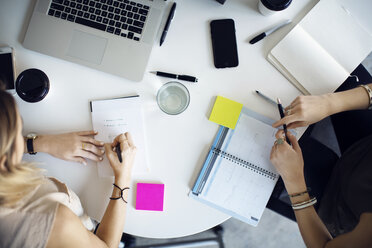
[110,184,130,203]
[292,197,317,211]
[288,187,311,198]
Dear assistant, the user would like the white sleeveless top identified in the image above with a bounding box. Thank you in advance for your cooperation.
[0,178,94,248]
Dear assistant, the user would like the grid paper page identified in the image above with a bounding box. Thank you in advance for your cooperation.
[201,114,278,225]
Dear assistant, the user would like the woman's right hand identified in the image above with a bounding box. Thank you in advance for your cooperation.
[272,94,333,129]
[270,130,306,193]
[104,132,137,181]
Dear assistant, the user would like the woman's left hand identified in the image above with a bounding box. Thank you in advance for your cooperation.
[270,130,306,193]
[34,131,105,165]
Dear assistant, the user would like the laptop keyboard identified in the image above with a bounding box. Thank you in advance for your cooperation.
[48,0,150,42]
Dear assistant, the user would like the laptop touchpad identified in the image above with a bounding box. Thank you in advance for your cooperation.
[67,30,107,65]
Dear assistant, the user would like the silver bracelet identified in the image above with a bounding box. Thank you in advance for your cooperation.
[292,197,317,210]
[358,84,372,110]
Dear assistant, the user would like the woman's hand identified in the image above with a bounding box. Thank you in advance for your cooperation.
[270,130,306,193]
[105,132,136,183]
[34,131,105,165]
[272,94,333,129]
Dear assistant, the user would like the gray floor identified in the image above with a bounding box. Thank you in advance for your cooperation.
[130,209,305,248]
[127,53,372,248]
[363,53,372,74]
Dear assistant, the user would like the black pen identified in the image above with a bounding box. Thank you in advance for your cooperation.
[277,98,291,145]
[160,2,176,46]
[151,71,198,82]
[115,143,122,163]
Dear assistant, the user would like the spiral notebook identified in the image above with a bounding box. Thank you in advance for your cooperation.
[190,107,279,226]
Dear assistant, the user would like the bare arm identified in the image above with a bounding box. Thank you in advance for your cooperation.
[23,131,105,165]
[327,83,371,114]
[46,132,136,248]
[46,203,108,248]
[95,132,136,248]
[273,83,372,129]
[270,131,372,248]
[285,178,333,248]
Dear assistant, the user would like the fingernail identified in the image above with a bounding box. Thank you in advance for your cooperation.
[101,150,105,154]
[100,142,104,145]
[83,161,87,166]
[100,157,103,161]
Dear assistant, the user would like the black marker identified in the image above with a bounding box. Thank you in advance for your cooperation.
[115,143,122,163]
[249,20,291,44]
[277,98,291,145]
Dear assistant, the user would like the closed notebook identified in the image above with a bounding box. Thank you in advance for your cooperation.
[268,0,372,95]
[90,95,149,177]
[190,107,279,226]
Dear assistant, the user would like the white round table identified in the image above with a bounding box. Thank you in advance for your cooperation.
[0,0,315,238]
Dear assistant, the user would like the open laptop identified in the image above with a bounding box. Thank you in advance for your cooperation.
[23,0,165,82]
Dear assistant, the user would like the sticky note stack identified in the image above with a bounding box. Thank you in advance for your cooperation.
[136,183,165,211]
[209,96,243,129]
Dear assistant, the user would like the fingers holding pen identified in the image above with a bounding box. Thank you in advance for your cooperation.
[125,132,135,147]
[112,133,126,148]
[272,115,297,128]
[106,132,137,178]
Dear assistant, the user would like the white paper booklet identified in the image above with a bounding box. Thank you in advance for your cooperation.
[90,95,149,177]
[268,0,372,95]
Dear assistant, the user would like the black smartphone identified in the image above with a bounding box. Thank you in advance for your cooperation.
[210,19,239,69]
[0,47,16,94]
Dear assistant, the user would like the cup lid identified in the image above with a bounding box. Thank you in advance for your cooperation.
[261,0,292,11]
[16,68,49,103]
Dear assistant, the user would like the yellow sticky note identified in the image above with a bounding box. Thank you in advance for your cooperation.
[209,96,243,129]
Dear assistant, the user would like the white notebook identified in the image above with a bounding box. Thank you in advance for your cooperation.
[190,108,279,226]
[90,95,149,177]
[268,0,372,95]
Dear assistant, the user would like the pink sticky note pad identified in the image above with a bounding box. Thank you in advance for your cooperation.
[136,183,165,211]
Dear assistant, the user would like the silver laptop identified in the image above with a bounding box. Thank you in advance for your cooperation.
[23,0,165,82]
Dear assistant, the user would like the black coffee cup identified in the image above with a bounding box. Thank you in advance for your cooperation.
[16,69,49,103]
[258,0,292,15]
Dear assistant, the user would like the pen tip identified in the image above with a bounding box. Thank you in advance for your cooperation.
[150,71,156,74]
[255,90,259,93]
[277,98,282,104]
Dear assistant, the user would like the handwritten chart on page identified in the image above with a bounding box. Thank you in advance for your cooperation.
[91,96,148,177]
[201,113,277,224]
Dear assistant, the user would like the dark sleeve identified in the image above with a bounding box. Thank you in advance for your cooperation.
[345,139,372,217]
[317,135,372,237]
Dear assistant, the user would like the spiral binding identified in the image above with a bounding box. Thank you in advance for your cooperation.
[212,148,277,180]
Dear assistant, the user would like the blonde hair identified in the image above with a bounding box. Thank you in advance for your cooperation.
[0,85,45,207]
